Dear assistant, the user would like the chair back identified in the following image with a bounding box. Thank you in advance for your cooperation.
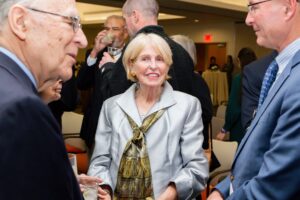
[210,139,238,174]
[62,111,83,134]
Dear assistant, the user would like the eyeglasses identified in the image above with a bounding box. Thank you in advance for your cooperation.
[248,0,272,14]
[26,7,82,32]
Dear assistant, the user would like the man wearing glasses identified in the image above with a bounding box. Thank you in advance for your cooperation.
[77,15,128,151]
[208,0,300,199]
[0,0,87,199]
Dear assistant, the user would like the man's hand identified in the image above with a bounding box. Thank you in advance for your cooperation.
[216,131,226,141]
[90,30,110,58]
[99,52,115,68]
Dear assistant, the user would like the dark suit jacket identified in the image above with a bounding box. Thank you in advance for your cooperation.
[241,51,277,130]
[0,52,82,200]
[77,48,119,148]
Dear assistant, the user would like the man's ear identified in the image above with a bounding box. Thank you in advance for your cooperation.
[132,10,139,24]
[8,5,28,40]
[284,0,298,20]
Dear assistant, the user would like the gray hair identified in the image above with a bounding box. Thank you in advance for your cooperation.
[105,15,126,26]
[171,35,197,66]
[122,0,159,19]
[0,0,35,28]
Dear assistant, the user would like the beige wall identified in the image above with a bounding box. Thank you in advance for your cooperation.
[77,21,272,63]
[163,21,271,58]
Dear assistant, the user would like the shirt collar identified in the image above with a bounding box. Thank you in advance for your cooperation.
[276,37,300,75]
[0,47,37,88]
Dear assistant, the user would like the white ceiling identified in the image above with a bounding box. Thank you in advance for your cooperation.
[77,2,186,25]
[178,0,248,11]
[77,0,249,26]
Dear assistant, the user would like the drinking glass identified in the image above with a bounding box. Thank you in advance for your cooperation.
[83,183,98,200]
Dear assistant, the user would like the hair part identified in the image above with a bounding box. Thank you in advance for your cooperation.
[122,33,172,82]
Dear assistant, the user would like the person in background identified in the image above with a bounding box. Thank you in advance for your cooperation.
[216,48,257,144]
[99,0,197,102]
[77,15,128,150]
[40,66,78,127]
[209,0,300,199]
[208,56,219,70]
[0,0,87,199]
[87,33,208,200]
[221,55,235,92]
[241,51,277,130]
[170,34,220,172]
[39,79,63,104]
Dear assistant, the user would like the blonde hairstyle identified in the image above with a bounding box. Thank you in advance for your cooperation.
[171,34,197,66]
[122,33,173,82]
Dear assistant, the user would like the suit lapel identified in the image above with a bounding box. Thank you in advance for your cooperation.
[0,52,37,94]
[233,50,300,166]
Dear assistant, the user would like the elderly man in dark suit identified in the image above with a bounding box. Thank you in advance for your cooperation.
[77,15,128,149]
[0,0,88,199]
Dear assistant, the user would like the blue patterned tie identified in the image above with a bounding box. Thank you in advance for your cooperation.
[258,60,279,108]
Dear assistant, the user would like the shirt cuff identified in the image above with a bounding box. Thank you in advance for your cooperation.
[87,55,97,66]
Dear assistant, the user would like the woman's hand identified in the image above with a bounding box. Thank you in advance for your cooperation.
[216,131,226,141]
[157,183,178,200]
[207,190,224,200]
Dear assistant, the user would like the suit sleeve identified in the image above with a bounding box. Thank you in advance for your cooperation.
[171,97,209,199]
[87,100,114,188]
[0,95,81,200]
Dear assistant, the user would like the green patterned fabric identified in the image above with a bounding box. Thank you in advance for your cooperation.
[114,109,165,200]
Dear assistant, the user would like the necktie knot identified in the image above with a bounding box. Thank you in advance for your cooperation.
[258,60,279,108]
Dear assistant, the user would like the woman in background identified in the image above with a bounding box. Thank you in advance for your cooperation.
[216,48,257,144]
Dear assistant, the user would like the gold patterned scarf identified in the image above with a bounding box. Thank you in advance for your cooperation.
[114,109,165,200]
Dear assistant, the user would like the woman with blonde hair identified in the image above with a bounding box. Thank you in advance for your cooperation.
[87,33,208,200]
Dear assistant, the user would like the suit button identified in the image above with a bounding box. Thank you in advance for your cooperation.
[230,175,234,181]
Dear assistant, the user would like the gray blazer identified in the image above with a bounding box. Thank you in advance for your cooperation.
[216,50,300,199]
[88,82,208,199]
